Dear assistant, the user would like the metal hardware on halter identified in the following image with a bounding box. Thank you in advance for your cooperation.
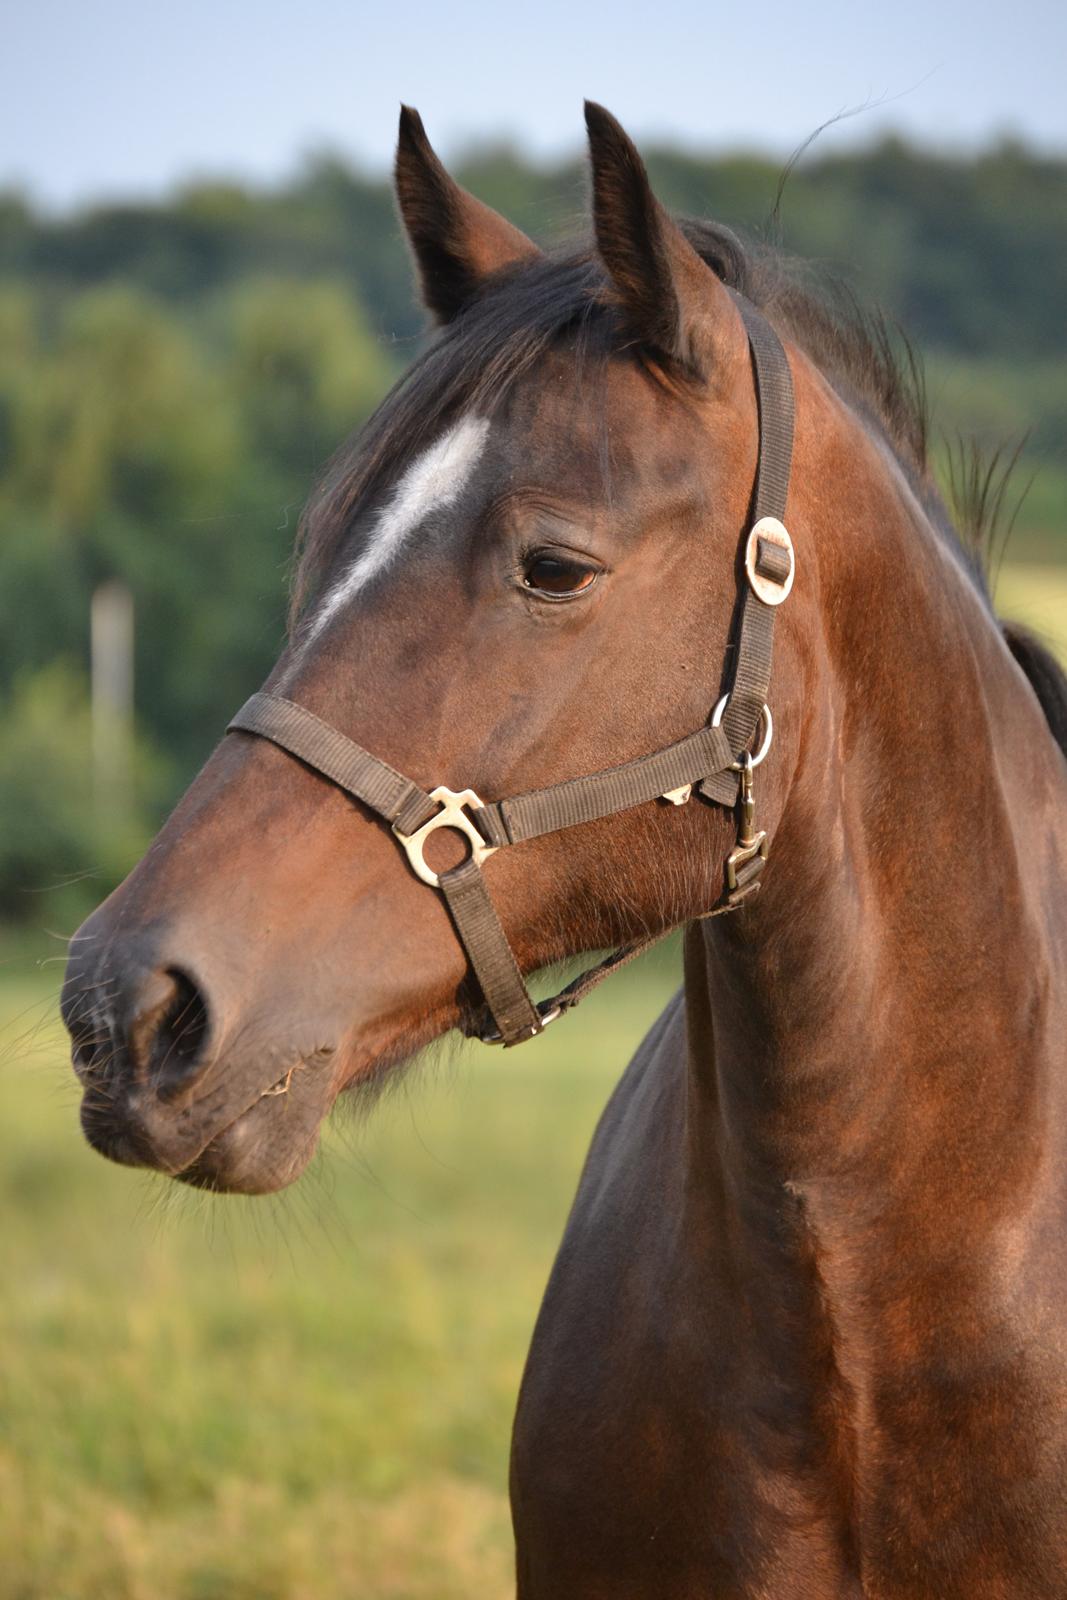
[482,1002,562,1047]
[712,697,772,902]
[661,698,773,808]
[745,517,794,606]
[725,753,768,903]
[393,787,497,888]
[713,695,773,768]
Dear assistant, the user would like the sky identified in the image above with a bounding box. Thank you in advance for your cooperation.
[4,0,1065,210]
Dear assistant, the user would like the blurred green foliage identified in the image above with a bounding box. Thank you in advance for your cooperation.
[0,663,160,924]
[0,136,1065,927]
[0,268,396,925]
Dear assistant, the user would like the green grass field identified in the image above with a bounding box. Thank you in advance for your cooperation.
[0,942,680,1600]
[3,564,1067,1600]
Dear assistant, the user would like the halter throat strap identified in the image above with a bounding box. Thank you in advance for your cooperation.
[227,295,795,1046]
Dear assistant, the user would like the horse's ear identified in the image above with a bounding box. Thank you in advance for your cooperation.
[584,101,733,378]
[395,106,542,324]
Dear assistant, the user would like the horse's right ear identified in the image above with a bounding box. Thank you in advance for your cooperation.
[395,107,542,324]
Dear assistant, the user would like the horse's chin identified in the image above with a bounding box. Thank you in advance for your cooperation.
[79,1049,339,1196]
[174,1088,325,1194]
[77,1012,448,1195]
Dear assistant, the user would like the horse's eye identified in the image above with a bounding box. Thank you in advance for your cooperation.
[522,552,600,599]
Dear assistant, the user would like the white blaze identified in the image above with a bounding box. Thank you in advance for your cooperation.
[307,414,490,641]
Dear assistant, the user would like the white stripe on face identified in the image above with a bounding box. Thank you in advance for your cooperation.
[307,414,490,642]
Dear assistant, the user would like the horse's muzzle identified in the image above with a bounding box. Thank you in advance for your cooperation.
[60,913,337,1193]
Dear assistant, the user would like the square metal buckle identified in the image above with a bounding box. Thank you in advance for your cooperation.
[725,832,768,903]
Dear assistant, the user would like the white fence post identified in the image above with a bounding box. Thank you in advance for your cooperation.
[90,580,134,829]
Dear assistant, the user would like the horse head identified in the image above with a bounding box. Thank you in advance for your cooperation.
[60,105,805,1192]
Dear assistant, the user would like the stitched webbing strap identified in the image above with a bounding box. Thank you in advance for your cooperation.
[700,296,795,806]
[229,693,439,837]
[476,722,733,849]
[438,859,542,1042]
[739,296,795,526]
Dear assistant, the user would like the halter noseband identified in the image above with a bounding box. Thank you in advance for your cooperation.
[228,296,795,1046]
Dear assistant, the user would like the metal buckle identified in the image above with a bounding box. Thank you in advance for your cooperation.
[745,517,794,606]
[481,1003,562,1047]
[392,787,497,889]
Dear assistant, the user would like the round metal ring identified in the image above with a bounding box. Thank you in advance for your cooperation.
[711,695,773,768]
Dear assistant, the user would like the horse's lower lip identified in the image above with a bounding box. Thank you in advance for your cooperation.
[173,1064,333,1193]
[78,1011,445,1194]
[78,1053,333,1189]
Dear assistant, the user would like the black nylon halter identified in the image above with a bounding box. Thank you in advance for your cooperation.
[228,295,795,1046]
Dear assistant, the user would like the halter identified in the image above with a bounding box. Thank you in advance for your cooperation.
[228,296,795,1046]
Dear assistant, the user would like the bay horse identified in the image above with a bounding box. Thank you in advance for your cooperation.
[61,104,1067,1596]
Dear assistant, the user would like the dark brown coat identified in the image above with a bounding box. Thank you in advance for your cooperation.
[62,105,1067,1596]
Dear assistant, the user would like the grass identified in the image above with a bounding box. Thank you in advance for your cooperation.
[0,939,679,1600]
[3,563,1067,1600]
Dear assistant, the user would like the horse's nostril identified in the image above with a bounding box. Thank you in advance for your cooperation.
[128,967,210,1096]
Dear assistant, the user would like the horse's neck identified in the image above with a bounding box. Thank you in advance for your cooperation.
[680,372,1067,1347]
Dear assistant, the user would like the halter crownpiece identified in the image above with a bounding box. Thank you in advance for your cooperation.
[228,295,795,1046]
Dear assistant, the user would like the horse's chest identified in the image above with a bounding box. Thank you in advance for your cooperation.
[510,1180,857,1596]
[511,1294,860,1598]
[509,1052,1067,1598]
[512,1233,1067,1600]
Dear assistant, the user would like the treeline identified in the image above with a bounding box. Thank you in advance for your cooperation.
[0,273,396,924]
[1,135,1065,926]
[5,136,1067,359]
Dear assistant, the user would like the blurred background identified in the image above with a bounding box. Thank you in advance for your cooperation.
[1,1,1065,1595]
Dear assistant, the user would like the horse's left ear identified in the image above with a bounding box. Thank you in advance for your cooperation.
[584,101,736,379]
[396,106,543,324]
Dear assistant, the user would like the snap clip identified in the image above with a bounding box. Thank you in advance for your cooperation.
[725,752,768,904]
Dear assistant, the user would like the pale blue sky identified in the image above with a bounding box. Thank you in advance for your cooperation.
[4,0,1065,209]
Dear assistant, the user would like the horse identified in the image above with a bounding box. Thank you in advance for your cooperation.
[61,103,1067,1596]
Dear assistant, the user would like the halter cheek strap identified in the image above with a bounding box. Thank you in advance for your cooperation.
[227,296,795,1047]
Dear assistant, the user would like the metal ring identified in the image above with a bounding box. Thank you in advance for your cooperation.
[392,787,497,889]
[711,696,773,769]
